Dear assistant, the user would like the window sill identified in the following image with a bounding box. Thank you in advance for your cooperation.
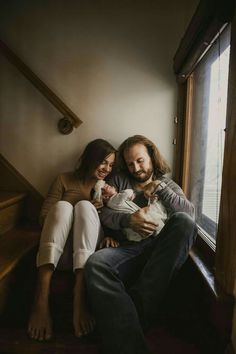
[189,237,233,303]
[189,247,217,297]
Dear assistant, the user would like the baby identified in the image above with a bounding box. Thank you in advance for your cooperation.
[98,182,167,242]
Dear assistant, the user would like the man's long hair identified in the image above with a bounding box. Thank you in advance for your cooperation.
[75,139,116,181]
[118,135,171,177]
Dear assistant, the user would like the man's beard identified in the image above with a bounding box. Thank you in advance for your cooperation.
[131,168,153,183]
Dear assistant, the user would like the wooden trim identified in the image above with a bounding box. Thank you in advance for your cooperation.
[215,13,236,296]
[181,74,193,196]
[173,0,236,297]
[0,153,44,224]
[172,83,187,186]
[0,39,82,132]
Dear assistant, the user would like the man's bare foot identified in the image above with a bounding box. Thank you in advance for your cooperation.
[73,270,95,337]
[28,296,52,341]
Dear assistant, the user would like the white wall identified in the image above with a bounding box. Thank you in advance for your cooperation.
[0,0,198,195]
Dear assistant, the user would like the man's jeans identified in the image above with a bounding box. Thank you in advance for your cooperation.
[85,212,197,354]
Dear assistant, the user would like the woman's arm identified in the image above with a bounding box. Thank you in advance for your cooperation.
[39,174,64,226]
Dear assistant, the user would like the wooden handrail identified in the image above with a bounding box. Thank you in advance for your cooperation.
[0,39,82,134]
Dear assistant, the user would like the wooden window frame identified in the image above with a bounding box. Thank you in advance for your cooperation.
[173,0,236,297]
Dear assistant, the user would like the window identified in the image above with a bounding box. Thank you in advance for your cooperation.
[174,0,236,295]
[186,26,231,243]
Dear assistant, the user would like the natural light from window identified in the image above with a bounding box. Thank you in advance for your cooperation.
[187,25,231,242]
[202,46,230,224]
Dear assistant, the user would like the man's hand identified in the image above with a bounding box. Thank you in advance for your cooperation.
[99,237,119,249]
[129,207,159,238]
[143,180,161,200]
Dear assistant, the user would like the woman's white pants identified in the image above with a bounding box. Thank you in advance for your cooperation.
[36,200,103,271]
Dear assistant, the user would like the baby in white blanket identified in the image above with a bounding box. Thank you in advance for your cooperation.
[95,182,167,242]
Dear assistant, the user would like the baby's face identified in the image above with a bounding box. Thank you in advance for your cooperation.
[102,184,117,200]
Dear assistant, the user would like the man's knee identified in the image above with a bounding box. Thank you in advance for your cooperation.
[170,211,195,226]
[85,251,107,289]
[169,212,197,242]
[86,250,105,270]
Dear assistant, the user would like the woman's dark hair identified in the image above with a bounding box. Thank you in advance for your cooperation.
[118,135,171,177]
[75,139,116,181]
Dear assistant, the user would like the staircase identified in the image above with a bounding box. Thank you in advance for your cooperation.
[0,191,40,314]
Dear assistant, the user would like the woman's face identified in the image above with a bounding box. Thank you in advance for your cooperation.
[93,153,115,180]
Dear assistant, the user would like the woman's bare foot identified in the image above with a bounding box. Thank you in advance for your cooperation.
[28,265,53,341]
[28,296,52,341]
[73,270,95,337]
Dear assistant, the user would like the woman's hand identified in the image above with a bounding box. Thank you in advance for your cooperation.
[129,207,158,238]
[91,199,104,210]
[99,237,119,249]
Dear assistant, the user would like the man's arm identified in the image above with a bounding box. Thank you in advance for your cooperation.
[144,178,195,217]
[99,204,131,230]
[100,205,158,237]
[100,173,162,238]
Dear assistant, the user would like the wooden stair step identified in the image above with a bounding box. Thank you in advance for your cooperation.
[0,226,40,282]
[0,192,27,235]
[0,192,26,210]
[0,226,40,314]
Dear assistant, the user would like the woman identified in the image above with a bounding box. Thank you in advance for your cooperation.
[28,139,116,341]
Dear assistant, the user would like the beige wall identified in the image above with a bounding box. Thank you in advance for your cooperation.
[0,0,198,195]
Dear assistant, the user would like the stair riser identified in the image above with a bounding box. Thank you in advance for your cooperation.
[0,202,24,235]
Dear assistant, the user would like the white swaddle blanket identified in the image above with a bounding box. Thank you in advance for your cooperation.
[107,189,167,242]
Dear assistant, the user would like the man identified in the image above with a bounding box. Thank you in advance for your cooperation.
[85,135,197,354]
